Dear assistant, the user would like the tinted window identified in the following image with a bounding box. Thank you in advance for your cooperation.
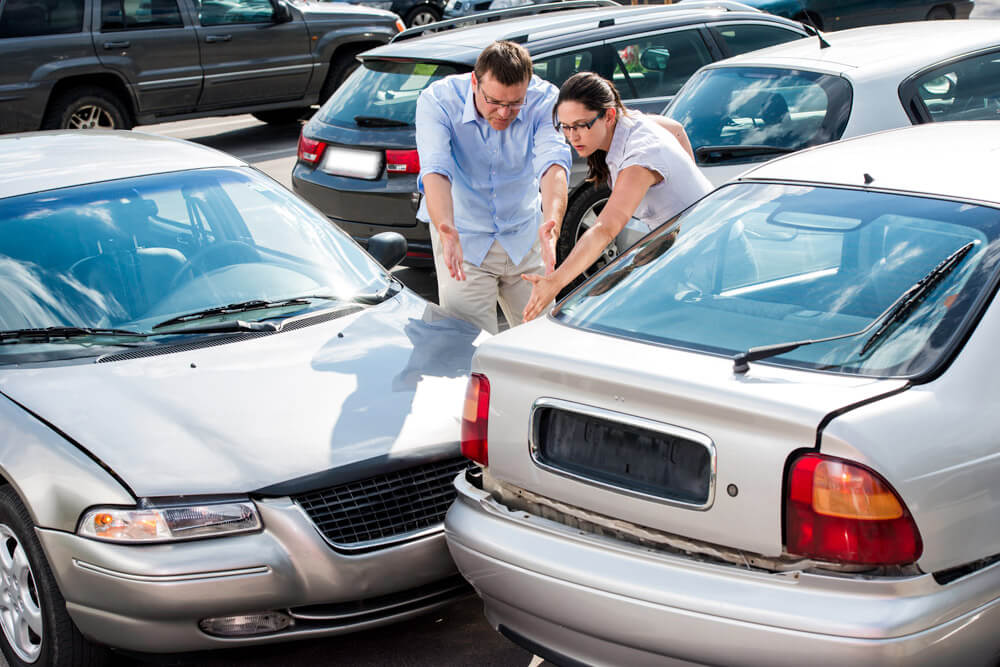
[556,183,1000,378]
[102,0,183,29]
[667,67,852,166]
[0,0,83,36]
[195,0,272,25]
[711,23,804,57]
[912,50,1000,122]
[318,60,465,127]
[610,29,713,100]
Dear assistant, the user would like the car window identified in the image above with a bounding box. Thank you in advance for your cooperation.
[555,182,1000,378]
[710,23,804,57]
[318,60,466,127]
[0,0,83,36]
[534,49,597,88]
[668,67,852,166]
[609,29,713,101]
[911,50,1000,122]
[195,0,273,26]
[102,0,184,30]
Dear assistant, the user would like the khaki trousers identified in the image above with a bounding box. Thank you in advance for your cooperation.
[429,224,544,335]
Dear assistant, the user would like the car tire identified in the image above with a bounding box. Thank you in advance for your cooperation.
[320,46,366,104]
[555,182,613,299]
[925,5,953,18]
[41,87,131,131]
[252,108,309,125]
[405,4,440,26]
[0,486,108,667]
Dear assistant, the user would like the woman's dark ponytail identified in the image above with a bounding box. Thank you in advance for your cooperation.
[554,72,627,185]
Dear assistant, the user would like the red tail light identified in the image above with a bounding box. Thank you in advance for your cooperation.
[297,133,326,166]
[460,373,490,466]
[786,453,922,565]
[385,149,420,174]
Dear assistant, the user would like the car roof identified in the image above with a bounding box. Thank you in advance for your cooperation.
[364,1,801,64]
[736,121,1000,206]
[0,130,246,199]
[707,20,1000,78]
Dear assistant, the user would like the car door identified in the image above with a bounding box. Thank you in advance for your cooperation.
[902,49,1000,123]
[706,21,807,59]
[95,0,202,113]
[188,0,310,108]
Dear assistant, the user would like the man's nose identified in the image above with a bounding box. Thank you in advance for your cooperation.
[498,105,514,118]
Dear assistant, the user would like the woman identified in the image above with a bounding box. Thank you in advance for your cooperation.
[521,71,712,321]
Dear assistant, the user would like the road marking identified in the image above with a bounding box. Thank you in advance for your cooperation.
[241,147,297,161]
[147,117,264,135]
[529,656,546,667]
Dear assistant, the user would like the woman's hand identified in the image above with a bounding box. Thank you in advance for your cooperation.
[521,272,562,322]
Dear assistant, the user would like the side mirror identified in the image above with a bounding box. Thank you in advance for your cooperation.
[639,48,671,71]
[271,0,292,23]
[367,232,407,270]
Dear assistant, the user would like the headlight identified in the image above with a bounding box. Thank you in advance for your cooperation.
[78,501,261,543]
[489,0,532,8]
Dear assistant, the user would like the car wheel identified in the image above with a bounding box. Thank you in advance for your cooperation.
[405,5,440,26]
[252,108,309,125]
[925,5,953,18]
[41,87,131,131]
[320,46,366,104]
[556,182,613,298]
[0,487,107,667]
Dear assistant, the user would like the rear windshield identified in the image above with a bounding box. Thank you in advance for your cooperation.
[555,182,1000,379]
[317,59,467,127]
[667,67,852,167]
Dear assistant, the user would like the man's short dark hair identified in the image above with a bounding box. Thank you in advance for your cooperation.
[474,41,533,86]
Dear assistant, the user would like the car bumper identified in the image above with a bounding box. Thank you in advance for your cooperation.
[39,497,466,652]
[446,473,1000,667]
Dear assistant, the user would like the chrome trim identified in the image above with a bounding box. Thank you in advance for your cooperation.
[204,64,313,80]
[136,75,203,87]
[73,560,270,582]
[288,580,468,620]
[528,397,717,510]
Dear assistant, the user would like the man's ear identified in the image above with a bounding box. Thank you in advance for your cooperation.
[471,71,478,90]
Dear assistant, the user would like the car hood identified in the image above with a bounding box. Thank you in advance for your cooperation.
[0,291,484,498]
[293,0,398,21]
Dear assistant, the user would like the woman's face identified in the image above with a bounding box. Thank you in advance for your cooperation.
[555,101,614,157]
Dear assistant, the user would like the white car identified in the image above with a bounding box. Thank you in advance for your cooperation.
[665,20,1000,185]
[446,122,1000,666]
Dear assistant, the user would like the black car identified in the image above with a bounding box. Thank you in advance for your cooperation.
[344,0,447,26]
[292,0,809,273]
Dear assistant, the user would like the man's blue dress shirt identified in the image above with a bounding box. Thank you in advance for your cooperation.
[415,73,572,267]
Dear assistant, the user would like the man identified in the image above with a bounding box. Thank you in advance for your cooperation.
[415,40,571,334]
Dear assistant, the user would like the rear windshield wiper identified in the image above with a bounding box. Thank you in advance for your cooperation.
[354,116,410,128]
[0,327,148,345]
[732,241,977,373]
[696,145,797,165]
[151,297,328,331]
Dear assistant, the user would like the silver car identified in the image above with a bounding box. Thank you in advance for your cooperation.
[0,131,481,666]
[446,122,1000,666]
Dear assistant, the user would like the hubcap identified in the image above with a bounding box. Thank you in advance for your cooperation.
[409,10,436,25]
[0,524,42,663]
[577,197,617,277]
[67,104,115,130]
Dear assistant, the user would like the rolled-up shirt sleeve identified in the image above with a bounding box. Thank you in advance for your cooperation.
[416,87,456,193]
[531,84,572,182]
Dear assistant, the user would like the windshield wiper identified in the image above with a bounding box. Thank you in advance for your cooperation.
[151,298,321,331]
[696,145,797,165]
[353,276,403,305]
[354,115,410,128]
[732,241,977,374]
[0,327,148,345]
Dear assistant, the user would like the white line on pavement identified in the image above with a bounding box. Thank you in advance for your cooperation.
[241,148,296,161]
[148,117,264,135]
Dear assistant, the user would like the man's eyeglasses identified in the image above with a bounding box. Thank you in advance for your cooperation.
[555,109,607,134]
[478,88,526,111]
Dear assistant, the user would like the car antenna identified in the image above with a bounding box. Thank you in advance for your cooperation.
[800,14,831,49]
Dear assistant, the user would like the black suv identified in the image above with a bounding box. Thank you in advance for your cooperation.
[0,0,404,132]
[291,0,809,271]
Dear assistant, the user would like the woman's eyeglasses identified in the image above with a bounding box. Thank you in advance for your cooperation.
[555,109,607,134]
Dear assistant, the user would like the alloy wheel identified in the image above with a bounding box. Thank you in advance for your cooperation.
[67,104,116,130]
[576,196,617,277]
[0,524,42,663]
[409,9,437,25]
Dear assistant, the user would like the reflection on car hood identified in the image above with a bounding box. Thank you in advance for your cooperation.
[293,0,398,21]
[0,291,484,498]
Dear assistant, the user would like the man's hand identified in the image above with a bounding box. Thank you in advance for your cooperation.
[538,219,558,275]
[437,223,466,281]
[521,272,560,322]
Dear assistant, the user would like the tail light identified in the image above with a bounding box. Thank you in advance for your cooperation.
[385,149,420,174]
[786,453,922,566]
[297,133,326,166]
[461,373,490,465]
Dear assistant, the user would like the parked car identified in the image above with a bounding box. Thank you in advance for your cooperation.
[666,20,1000,187]
[445,120,1000,666]
[0,130,482,667]
[694,0,974,30]
[343,0,446,26]
[292,0,809,273]
[0,0,405,134]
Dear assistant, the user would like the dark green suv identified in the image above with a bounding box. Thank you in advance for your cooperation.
[0,0,404,132]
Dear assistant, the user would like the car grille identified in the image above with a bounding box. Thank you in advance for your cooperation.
[293,457,472,550]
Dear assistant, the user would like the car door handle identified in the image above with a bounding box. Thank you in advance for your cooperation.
[102,40,131,49]
[205,34,232,43]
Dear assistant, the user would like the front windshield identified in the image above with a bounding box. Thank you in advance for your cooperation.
[667,67,852,166]
[0,167,386,337]
[555,183,1000,378]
